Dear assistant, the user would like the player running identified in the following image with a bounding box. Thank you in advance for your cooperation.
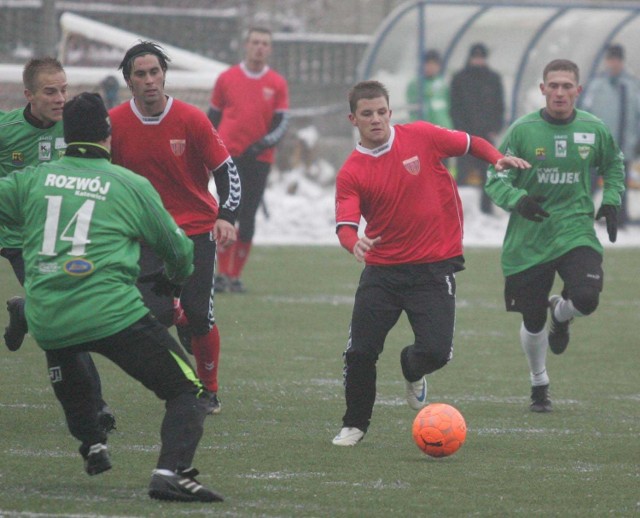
[485,59,625,412]
[332,80,530,446]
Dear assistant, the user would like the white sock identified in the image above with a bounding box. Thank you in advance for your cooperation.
[553,297,583,322]
[152,468,175,476]
[520,323,550,386]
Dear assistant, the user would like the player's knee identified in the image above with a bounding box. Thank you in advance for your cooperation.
[189,320,214,336]
[155,309,174,328]
[182,307,213,335]
[522,308,547,334]
[429,349,451,372]
[238,224,256,242]
[410,346,451,376]
[345,349,377,370]
[570,287,600,315]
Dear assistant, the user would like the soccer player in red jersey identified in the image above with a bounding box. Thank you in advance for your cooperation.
[332,80,530,446]
[208,27,289,293]
[110,42,241,414]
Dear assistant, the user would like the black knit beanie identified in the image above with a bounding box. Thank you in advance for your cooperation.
[63,92,111,144]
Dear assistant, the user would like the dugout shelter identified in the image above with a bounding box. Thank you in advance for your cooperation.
[360,0,640,126]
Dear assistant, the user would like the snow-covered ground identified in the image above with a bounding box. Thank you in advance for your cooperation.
[254,168,640,248]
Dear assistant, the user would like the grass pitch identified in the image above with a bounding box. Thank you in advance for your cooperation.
[0,246,638,517]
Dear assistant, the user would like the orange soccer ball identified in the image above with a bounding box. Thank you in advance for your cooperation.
[412,403,467,458]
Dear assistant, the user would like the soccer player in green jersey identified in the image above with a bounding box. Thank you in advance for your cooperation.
[0,92,224,502]
[0,57,115,431]
[485,59,625,412]
[0,57,67,283]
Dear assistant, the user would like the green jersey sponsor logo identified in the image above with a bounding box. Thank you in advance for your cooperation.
[11,151,24,167]
[554,139,567,158]
[63,258,95,276]
[537,168,581,184]
[573,132,595,144]
[38,139,52,161]
[578,145,591,160]
[37,262,59,274]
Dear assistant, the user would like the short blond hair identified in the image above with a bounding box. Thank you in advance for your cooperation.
[23,57,64,92]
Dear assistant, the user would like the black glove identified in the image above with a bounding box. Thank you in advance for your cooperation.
[138,268,182,297]
[241,142,265,160]
[595,204,618,243]
[515,195,549,222]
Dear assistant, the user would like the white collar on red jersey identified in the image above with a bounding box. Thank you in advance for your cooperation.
[129,96,174,125]
[240,61,271,79]
[355,126,396,157]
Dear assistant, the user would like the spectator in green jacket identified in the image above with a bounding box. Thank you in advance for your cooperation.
[406,50,453,129]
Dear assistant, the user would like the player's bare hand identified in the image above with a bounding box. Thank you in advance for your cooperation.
[214,220,237,249]
[353,236,381,262]
[495,156,531,171]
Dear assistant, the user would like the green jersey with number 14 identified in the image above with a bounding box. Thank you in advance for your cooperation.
[0,154,194,349]
[486,109,625,276]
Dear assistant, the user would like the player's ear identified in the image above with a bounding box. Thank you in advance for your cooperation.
[348,113,357,126]
[539,82,545,95]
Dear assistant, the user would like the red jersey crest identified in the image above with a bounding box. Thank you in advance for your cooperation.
[402,156,421,175]
[170,139,186,156]
[263,87,275,100]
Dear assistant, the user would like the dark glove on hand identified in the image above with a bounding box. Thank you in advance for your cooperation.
[241,142,265,160]
[515,195,550,222]
[595,204,618,243]
[138,268,182,297]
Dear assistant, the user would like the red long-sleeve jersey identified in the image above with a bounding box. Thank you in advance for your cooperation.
[336,122,474,265]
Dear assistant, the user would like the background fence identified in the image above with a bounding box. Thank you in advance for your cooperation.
[0,0,393,169]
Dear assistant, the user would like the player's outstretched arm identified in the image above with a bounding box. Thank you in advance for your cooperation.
[469,135,530,171]
[494,155,531,172]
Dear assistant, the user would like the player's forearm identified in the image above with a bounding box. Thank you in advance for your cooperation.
[207,107,222,128]
[213,158,241,223]
[336,224,359,254]
[469,135,503,165]
[261,111,290,148]
[145,203,195,284]
[600,159,626,207]
[485,168,528,212]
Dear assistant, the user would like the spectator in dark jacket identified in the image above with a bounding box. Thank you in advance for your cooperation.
[450,43,505,214]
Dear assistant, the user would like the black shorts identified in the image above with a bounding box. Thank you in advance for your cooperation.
[348,257,464,358]
[504,246,603,313]
[233,155,270,242]
[138,232,217,334]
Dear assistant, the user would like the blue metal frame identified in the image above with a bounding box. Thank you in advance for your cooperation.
[584,10,640,88]
[441,6,488,71]
[510,7,568,123]
[360,0,640,123]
